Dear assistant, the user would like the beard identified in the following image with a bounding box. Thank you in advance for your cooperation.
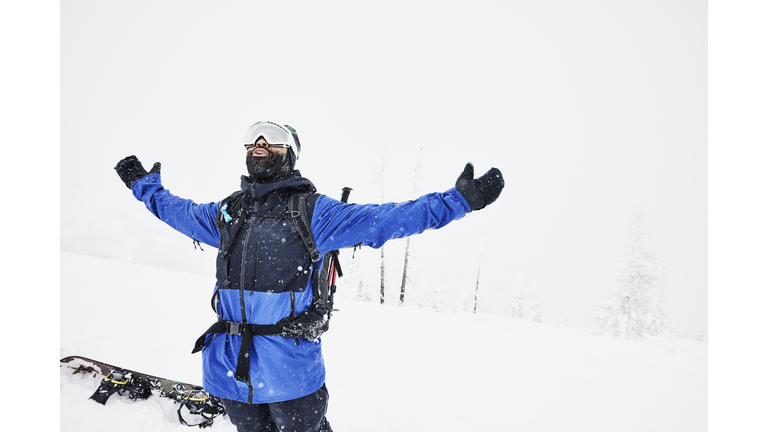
[246,150,292,181]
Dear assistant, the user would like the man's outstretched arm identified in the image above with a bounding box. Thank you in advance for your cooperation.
[115,155,221,248]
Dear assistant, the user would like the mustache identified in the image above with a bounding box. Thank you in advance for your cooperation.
[247,150,275,162]
[248,147,273,156]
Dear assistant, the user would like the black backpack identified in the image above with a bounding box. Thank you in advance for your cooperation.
[192,191,344,383]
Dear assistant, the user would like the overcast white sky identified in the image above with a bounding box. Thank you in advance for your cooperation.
[58,0,710,332]
[1,0,763,428]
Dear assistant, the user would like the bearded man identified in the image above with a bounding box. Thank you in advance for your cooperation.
[114,121,504,432]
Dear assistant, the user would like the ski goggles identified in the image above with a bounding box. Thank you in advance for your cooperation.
[243,121,301,159]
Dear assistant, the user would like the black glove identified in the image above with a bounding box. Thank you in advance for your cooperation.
[114,155,161,188]
[455,163,504,211]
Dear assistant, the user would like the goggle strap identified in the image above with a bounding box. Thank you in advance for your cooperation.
[284,124,301,158]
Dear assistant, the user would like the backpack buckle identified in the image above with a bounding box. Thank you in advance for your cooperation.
[226,321,245,336]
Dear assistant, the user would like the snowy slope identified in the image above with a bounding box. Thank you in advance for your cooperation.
[60,252,706,432]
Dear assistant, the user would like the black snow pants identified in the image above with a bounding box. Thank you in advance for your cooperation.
[220,384,332,432]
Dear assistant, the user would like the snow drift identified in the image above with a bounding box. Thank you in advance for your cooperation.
[61,252,706,431]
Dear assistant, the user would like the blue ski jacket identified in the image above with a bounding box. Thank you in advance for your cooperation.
[130,171,471,404]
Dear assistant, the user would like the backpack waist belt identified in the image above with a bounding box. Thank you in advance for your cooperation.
[192,299,332,384]
[192,318,284,383]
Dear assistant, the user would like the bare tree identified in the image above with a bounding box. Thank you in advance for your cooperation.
[375,146,387,305]
[398,147,423,307]
[400,147,423,306]
[399,237,410,306]
[473,260,481,313]
[380,248,386,305]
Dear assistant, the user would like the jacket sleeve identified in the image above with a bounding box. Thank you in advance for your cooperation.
[310,187,471,254]
[130,173,221,248]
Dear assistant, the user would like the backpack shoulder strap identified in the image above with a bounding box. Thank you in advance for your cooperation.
[288,193,321,262]
[289,192,338,306]
[215,190,245,229]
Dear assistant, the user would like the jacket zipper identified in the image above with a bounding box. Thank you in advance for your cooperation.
[239,216,255,322]
[239,213,256,403]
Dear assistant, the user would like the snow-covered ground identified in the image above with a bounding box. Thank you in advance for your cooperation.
[60,252,706,431]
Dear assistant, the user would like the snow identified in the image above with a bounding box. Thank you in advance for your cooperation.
[60,251,705,431]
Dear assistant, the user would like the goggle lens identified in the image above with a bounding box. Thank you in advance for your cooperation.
[244,142,290,150]
[243,122,293,147]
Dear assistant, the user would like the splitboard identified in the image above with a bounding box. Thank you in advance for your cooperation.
[60,355,226,428]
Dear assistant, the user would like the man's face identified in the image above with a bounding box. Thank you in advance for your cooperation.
[246,137,291,180]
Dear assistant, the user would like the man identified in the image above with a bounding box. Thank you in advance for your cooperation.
[114,121,504,432]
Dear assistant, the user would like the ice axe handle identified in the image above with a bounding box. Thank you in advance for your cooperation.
[341,187,352,203]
